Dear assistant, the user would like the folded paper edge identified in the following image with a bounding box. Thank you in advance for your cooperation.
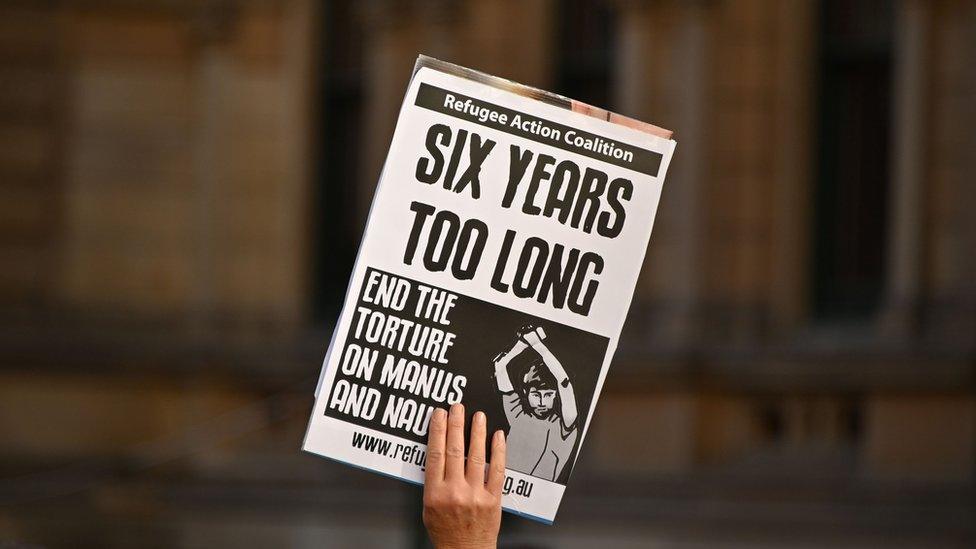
[413,55,673,140]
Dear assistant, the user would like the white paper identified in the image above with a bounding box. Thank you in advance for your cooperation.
[304,58,675,524]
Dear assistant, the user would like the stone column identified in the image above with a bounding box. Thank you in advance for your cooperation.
[769,0,816,332]
[188,8,228,329]
[279,0,316,324]
[923,1,976,348]
[614,0,709,345]
[879,0,931,337]
[358,0,460,228]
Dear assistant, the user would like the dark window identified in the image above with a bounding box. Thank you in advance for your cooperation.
[812,0,894,320]
[555,0,616,107]
[313,3,364,319]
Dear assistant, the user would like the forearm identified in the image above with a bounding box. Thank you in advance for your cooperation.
[434,542,498,549]
[492,340,526,393]
[533,342,569,384]
[557,384,578,427]
[434,542,495,549]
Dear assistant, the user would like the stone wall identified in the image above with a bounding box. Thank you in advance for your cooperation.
[0,0,973,546]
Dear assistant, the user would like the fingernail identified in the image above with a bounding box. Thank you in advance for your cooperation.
[450,402,463,416]
[433,408,447,420]
[474,411,486,425]
[495,430,505,443]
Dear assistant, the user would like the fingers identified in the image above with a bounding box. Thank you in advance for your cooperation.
[444,402,466,480]
[425,407,447,484]
[466,411,487,485]
[486,429,507,496]
[430,405,505,498]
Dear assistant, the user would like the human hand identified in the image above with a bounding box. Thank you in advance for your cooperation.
[423,403,506,549]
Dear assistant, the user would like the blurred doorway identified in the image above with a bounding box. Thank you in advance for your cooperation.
[813,0,895,321]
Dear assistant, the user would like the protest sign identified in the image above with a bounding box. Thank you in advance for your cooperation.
[304,56,675,524]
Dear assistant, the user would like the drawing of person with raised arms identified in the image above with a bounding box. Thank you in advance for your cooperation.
[491,325,578,482]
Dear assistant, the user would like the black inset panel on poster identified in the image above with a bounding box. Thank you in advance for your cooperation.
[323,267,609,485]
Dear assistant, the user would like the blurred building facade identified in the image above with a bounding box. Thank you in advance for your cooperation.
[0,0,973,547]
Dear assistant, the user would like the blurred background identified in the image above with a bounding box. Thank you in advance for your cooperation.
[0,0,973,547]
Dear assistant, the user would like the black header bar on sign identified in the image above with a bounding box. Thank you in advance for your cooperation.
[414,83,663,177]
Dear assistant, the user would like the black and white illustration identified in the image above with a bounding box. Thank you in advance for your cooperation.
[492,325,578,482]
[319,267,607,487]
